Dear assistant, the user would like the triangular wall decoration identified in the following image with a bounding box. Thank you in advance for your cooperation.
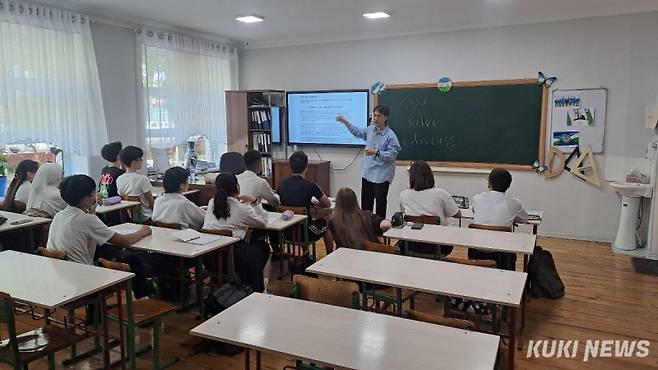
[569,145,601,188]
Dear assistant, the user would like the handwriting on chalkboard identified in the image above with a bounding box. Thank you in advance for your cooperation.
[406,116,440,128]
[403,134,457,148]
[393,98,428,111]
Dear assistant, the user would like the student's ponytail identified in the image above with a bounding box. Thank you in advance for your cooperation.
[1,160,39,212]
[213,173,239,219]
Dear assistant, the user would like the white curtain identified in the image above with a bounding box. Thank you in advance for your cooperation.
[0,0,108,156]
[137,28,237,157]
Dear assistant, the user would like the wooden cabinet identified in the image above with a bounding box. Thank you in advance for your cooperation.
[273,160,331,195]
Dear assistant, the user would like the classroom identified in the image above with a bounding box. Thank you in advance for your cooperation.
[1,1,657,369]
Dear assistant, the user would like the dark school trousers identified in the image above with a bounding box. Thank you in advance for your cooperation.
[361,178,390,218]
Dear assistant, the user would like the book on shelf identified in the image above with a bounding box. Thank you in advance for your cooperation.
[249,108,272,129]
[260,156,273,177]
[252,132,271,153]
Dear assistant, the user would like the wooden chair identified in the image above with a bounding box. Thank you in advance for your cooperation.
[0,292,86,370]
[403,215,446,260]
[292,275,360,309]
[121,195,145,223]
[36,247,66,260]
[13,201,26,214]
[277,205,316,277]
[406,309,476,330]
[289,275,359,370]
[153,221,184,230]
[200,228,233,237]
[467,223,514,270]
[361,241,418,316]
[98,258,179,370]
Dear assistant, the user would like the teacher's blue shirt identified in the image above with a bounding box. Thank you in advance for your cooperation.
[346,123,401,184]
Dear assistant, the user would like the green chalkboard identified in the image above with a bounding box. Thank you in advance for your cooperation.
[377,81,546,168]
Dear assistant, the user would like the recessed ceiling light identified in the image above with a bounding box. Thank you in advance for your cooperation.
[363,12,390,19]
[235,15,264,23]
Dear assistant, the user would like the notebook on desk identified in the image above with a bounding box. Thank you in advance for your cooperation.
[172,229,219,245]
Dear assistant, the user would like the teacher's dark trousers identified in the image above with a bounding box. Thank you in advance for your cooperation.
[361,178,390,218]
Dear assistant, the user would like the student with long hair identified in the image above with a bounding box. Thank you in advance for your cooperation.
[399,160,461,257]
[203,173,269,292]
[25,163,66,217]
[1,159,39,213]
[328,188,392,250]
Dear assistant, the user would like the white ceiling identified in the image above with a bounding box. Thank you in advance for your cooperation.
[45,0,658,48]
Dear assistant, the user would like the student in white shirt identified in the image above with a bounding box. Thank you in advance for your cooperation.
[237,150,279,208]
[472,168,528,228]
[25,163,67,217]
[400,160,461,223]
[399,160,460,257]
[116,146,155,221]
[47,174,153,297]
[471,168,528,270]
[203,173,269,292]
[1,159,39,213]
[152,167,205,230]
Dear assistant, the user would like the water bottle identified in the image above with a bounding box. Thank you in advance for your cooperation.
[99,184,109,202]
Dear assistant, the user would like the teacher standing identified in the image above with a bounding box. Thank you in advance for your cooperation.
[337,105,401,218]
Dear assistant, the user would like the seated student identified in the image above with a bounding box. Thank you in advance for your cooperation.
[152,167,205,230]
[1,159,39,213]
[278,151,333,252]
[399,160,461,257]
[329,188,391,250]
[47,174,153,298]
[98,141,124,198]
[25,163,67,217]
[237,150,280,208]
[116,146,155,222]
[471,168,529,270]
[203,173,269,292]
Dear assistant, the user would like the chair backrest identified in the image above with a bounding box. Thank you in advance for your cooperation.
[36,247,66,260]
[98,258,132,272]
[362,241,399,254]
[468,223,512,232]
[200,228,233,237]
[153,221,184,230]
[13,201,26,214]
[406,309,476,330]
[219,152,246,175]
[404,215,440,225]
[292,275,359,309]
[121,195,141,202]
[445,256,497,268]
[277,205,307,215]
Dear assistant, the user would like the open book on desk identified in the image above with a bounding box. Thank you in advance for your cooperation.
[171,229,219,245]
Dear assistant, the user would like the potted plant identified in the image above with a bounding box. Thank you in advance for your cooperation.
[0,152,7,198]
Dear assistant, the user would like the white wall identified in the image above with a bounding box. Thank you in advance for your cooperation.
[89,22,141,176]
[239,12,658,241]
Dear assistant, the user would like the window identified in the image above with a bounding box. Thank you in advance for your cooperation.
[138,29,237,170]
[0,2,108,159]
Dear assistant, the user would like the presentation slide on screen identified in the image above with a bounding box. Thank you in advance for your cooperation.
[287,91,368,145]
[271,106,281,143]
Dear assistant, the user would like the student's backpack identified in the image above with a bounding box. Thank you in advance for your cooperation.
[191,281,254,357]
[527,246,565,299]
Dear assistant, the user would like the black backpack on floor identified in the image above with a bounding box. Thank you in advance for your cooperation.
[527,246,565,299]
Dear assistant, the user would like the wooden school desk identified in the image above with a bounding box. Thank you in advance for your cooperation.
[458,209,544,234]
[0,210,51,251]
[0,250,134,369]
[191,293,500,370]
[384,223,536,270]
[95,200,141,224]
[108,223,239,318]
[307,247,526,370]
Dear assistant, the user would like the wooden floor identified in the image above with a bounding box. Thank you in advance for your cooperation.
[6,237,658,370]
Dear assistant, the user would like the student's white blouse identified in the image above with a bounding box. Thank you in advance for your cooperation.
[152,192,205,230]
[203,197,268,240]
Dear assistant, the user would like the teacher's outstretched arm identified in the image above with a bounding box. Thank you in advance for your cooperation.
[337,115,367,140]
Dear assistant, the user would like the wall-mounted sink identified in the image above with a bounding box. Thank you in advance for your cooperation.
[610,182,652,198]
